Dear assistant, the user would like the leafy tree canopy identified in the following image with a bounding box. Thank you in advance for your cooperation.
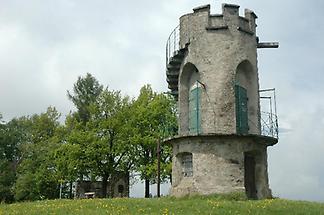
[67,73,103,123]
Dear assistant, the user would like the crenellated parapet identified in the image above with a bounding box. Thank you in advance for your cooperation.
[179,4,258,48]
[210,4,257,33]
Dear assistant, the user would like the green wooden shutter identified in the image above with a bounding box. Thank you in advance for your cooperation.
[235,85,248,134]
[189,85,201,134]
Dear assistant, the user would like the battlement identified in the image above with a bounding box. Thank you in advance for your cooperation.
[208,3,256,34]
[181,3,257,40]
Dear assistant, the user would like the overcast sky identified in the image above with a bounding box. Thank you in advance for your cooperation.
[1,0,323,202]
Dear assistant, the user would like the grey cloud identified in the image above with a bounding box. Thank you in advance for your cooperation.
[269,107,324,201]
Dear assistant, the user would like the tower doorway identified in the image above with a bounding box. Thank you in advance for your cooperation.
[244,152,257,199]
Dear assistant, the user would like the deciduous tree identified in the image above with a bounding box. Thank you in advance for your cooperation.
[67,73,103,124]
[130,85,177,198]
[14,107,61,201]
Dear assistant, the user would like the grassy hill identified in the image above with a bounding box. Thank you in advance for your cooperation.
[1,193,323,215]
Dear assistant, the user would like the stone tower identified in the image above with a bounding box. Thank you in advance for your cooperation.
[165,3,279,199]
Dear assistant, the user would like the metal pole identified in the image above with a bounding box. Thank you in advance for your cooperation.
[157,139,161,197]
[196,82,199,134]
[169,37,171,61]
[269,97,273,136]
[259,88,275,92]
[166,42,168,67]
[273,89,277,117]
[273,89,278,138]
[173,29,176,53]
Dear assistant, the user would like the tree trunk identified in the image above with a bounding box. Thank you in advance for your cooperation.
[69,181,73,199]
[145,179,150,198]
[101,174,108,198]
[109,180,115,198]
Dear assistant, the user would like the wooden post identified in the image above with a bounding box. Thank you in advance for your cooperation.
[157,139,161,197]
[257,42,279,48]
[59,181,63,199]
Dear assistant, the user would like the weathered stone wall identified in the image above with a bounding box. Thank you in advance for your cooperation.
[170,135,272,199]
[178,3,260,136]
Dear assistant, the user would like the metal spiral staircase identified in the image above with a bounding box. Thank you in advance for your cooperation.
[166,25,187,100]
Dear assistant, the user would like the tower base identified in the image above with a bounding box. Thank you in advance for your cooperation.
[165,134,277,199]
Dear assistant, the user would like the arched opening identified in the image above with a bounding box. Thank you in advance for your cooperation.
[235,60,258,134]
[179,63,201,134]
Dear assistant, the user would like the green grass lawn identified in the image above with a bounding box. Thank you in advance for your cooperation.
[1,194,324,215]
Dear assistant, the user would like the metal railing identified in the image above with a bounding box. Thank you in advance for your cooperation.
[260,111,278,138]
[259,88,278,139]
[166,25,180,66]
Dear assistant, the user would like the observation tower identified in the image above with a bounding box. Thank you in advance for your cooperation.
[164,3,279,199]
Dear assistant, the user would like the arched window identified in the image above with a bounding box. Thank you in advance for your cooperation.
[179,62,199,135]
[189,81,202,134]
[235,60,255,135]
